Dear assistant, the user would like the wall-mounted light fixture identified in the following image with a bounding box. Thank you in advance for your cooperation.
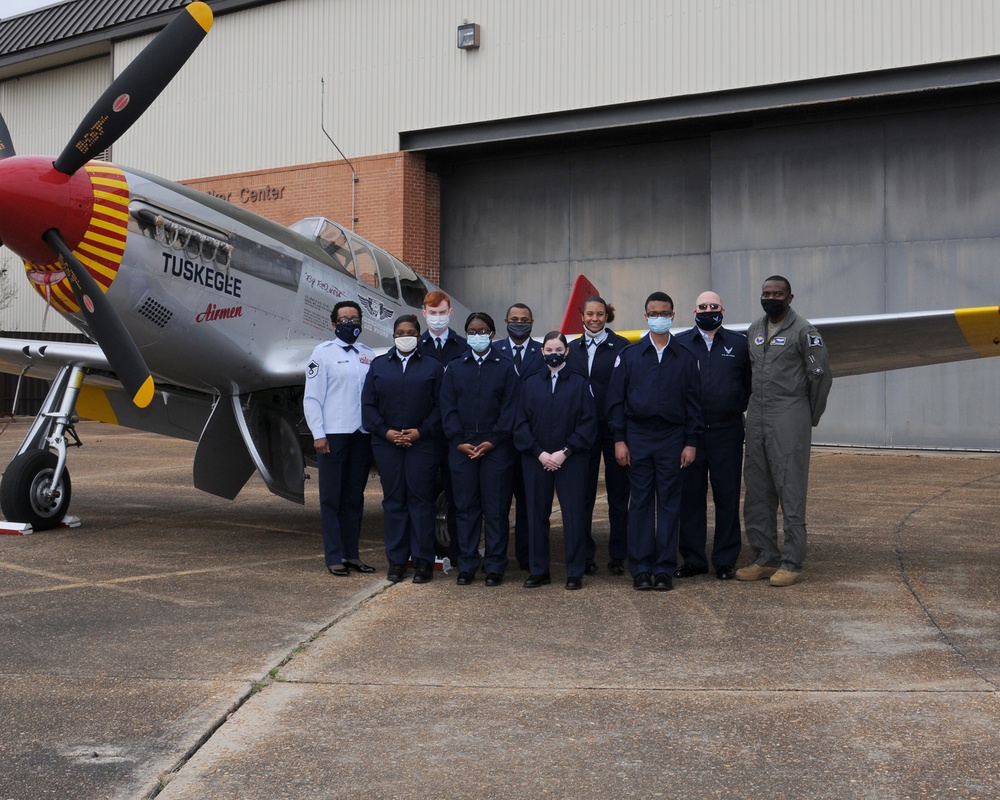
[457,22,480,50]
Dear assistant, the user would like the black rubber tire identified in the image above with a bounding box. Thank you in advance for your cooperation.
[0,450,72,531]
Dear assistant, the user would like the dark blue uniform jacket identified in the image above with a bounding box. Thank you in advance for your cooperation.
[440,347,520,448]
[419,329,467,365]
[565,329,631,424]
[676,326,751,428]
[361,349,443,440]
[495,337,545,380]
[513,368,598,457]
[606,334,704,447]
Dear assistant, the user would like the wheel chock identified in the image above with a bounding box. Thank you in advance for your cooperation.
[0,515,81,535]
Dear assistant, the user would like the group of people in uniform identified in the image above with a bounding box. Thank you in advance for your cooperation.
[303,276,833,592]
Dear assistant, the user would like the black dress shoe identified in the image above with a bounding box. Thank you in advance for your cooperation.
[412,560,433,583]
[387,564,407,583]
[523,573,551,588]
[484,572,504,586]
[607,558,626,575]
[654,573,674,591]
[584,558,599,576]
[456,571,475,585]
[633,572,653,590]
[673,563,708,578]
[327,564,349,577]
[716,565,736,580]
[344,560,376,574]
[565,576,583,590]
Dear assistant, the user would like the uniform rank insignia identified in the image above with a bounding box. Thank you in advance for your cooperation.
[808,334,824,347]
[307,360,319,378]
[614,355,621,368]
[754,334,765,345]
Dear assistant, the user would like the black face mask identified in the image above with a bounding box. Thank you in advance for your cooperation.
[506,321,532,339]
[761,298,787,319]
[694,311,723,331]
[543,352,566,367]
[336,322,362,344]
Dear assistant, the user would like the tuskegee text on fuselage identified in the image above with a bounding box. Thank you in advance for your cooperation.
[162,252,242,298]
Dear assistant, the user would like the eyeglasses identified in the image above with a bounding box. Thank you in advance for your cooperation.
[336,316,362,325]
[696,303,721,311]
[465,330,493,337]
[645,311,674,319]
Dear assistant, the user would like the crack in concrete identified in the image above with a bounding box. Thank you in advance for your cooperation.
[892,468,1000,693]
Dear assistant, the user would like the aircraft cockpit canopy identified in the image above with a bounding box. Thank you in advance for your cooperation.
[289,217,429,307]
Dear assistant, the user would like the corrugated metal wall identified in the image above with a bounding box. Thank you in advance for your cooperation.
[110,0,1000,178]
[440,99,1000,450]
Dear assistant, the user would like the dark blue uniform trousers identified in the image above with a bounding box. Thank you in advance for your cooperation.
[625,423,685,576]
[583,426,630,562]
[318,431,372,566]
[679,423,744,570]
[522,452,589,578]
[371,437,439,566]
[435,438,460,564]
[510,457,530,567]
[449,442,515,575]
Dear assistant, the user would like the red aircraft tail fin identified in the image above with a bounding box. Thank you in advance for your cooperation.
[559,274,601,335]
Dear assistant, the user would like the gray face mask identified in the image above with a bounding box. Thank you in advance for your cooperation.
[506,321,532,339]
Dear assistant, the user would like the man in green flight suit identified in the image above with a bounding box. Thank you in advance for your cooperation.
[737,275,833,587]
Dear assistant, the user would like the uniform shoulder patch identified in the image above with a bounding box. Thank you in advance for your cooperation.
[613,354,621,368]
[808,334,824,347]
[306,360,319,379]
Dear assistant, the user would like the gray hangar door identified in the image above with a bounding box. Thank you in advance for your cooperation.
[440,113,1000,450]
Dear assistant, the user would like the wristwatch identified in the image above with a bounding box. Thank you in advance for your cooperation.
[562,446,573,457]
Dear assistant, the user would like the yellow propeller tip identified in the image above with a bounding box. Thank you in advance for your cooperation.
[186,1,214,33]
[133,376,156,409]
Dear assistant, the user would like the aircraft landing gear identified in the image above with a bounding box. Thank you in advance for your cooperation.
[0,449,72,530]
[0,364,83,531]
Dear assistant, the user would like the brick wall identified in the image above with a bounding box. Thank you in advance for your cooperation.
[182,152,441,283]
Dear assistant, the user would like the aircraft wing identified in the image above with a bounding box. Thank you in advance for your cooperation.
[611,306,1000,378]
[805,307,1000,377]
[0,338,112,383]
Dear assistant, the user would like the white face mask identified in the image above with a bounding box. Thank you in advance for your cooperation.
[425,313,450,332]
[394,335,418,354]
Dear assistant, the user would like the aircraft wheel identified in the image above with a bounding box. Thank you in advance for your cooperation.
[0,450,72,531]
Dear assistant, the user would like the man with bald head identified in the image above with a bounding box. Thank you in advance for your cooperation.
[675,291,751,581]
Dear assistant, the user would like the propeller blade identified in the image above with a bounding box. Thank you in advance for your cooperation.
[0,113,15,158]
[53,1,213,175]
[43,228,155,408]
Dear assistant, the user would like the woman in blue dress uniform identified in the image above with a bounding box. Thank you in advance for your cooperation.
[514,332,598,590]
[439,312,520,587]
[565,296,632,576]
[362,315,444,584]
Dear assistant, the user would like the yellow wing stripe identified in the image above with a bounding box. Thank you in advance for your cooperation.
[75,386,120,425]
[954,307,1000,357]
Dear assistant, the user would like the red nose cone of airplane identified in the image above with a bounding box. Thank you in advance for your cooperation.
[0,156,93,264]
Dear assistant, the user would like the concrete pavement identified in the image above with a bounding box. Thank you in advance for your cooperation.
[1,422,998,799]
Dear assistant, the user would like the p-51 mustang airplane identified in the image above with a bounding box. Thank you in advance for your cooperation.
[0,2,474,530]
[0,2,999,532]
